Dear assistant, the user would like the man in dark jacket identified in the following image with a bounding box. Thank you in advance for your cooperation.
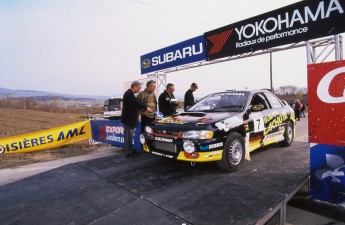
[121,81,152,157]
[184,82,198,111]
[158,83,178,117]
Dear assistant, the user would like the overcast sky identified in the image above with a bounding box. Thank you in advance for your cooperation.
[1,0,344,98]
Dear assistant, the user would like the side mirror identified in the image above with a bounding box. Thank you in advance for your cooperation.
[243,109,250,120]
[250,104,264,112]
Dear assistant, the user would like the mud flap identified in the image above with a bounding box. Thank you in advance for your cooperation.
[293,121,296,140]
[245,133,251,161]
[143,144,149,152]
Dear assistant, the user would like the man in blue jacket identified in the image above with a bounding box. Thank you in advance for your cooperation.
[121,81,152,157]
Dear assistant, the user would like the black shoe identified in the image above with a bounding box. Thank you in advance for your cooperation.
[125,153,134,157]
[133,151,141,155]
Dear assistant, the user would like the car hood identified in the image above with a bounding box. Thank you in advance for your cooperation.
[156,112,241,125]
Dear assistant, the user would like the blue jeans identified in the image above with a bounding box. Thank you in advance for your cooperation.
[123,124,134,154]
[301,110,305,117]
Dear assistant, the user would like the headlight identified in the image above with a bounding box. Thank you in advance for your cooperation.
[183,140,195,153]
[140,134,145,144]
[182,130,213,139]
[145,126,153,134]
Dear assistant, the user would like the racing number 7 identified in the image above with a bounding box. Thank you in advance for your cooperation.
[254,117,265,132]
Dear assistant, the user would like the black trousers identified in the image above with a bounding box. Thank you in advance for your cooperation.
[140,116,155,133]
[123,124,134,154]
[295,109,301,120]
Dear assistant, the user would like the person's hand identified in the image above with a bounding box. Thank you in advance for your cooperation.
[146,106,153,113]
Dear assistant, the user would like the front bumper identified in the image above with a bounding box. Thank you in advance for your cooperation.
[142,137,224,162]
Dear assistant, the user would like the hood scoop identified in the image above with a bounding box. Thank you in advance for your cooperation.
[178,112,206,117]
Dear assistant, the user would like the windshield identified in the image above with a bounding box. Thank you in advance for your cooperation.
[104,100,109,111]
[188,92,249,112]
[104,99,122,111]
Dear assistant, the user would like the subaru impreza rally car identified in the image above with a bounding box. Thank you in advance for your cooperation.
[140,90,295,172]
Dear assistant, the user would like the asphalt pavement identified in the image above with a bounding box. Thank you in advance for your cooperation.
[1,113,345,225]
[0,114,310,187]
[0,145,120,186]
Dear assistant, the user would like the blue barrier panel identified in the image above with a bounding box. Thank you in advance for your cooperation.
[90,120,142,151]
[310,144,345,206]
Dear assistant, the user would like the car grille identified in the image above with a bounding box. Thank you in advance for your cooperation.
[153,141,177,153]
[153,129,180,136]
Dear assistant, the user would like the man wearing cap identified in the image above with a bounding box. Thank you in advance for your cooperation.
[158,83,178,117]
[184,82,198,111]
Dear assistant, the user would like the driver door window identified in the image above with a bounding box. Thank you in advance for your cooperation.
[250,93,269,110]
[264,92,283,108]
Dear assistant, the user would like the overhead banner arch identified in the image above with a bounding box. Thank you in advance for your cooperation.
[135,0,345,213]
[204,0,345,60]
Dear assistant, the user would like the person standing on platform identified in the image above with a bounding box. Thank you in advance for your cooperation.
[137,80,158,133]
[158,83,178,117]
[121,81,152,157]
[184,82,198,111]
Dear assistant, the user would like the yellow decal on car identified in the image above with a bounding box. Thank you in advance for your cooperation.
[177,150,223,162]
[264,113,287,135]
[157,118,186,124]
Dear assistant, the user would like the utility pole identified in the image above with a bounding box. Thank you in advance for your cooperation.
[270,52,273,92]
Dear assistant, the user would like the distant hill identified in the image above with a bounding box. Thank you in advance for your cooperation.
[0,87,109,101]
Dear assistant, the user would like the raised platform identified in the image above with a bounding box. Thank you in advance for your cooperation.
[0,141,309,225]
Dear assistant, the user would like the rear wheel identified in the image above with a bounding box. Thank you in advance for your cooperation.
[280,121,294,147]
[217,132,245,172]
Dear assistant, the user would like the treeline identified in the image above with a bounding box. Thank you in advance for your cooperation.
[274,85,308,103]
[28,96,95,101]
[0,97,103,114]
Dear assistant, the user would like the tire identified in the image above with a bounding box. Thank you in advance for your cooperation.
[280,121,294,147]
[217,132,245,172]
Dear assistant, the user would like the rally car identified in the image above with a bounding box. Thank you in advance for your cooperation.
[140,90,295,172]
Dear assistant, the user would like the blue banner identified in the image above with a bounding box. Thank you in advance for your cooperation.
[140,35,206,74]
[310,143,345,207]
[90,120,142,151]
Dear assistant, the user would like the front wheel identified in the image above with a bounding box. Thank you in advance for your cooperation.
[279,121,294,147]
[217,132,245,172]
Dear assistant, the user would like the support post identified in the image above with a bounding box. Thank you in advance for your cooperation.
[335,34,341,61]
[270,52,273,92]
[306,41,311,64]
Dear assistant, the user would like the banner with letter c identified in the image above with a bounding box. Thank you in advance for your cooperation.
[308,60,345,146]
[308,60,345,207]
[0,121,92,154]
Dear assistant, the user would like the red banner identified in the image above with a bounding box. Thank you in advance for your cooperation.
[308,60,345,146]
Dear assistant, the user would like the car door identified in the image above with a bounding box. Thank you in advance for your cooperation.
[247,92,271,151]
[261,91,287,145]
